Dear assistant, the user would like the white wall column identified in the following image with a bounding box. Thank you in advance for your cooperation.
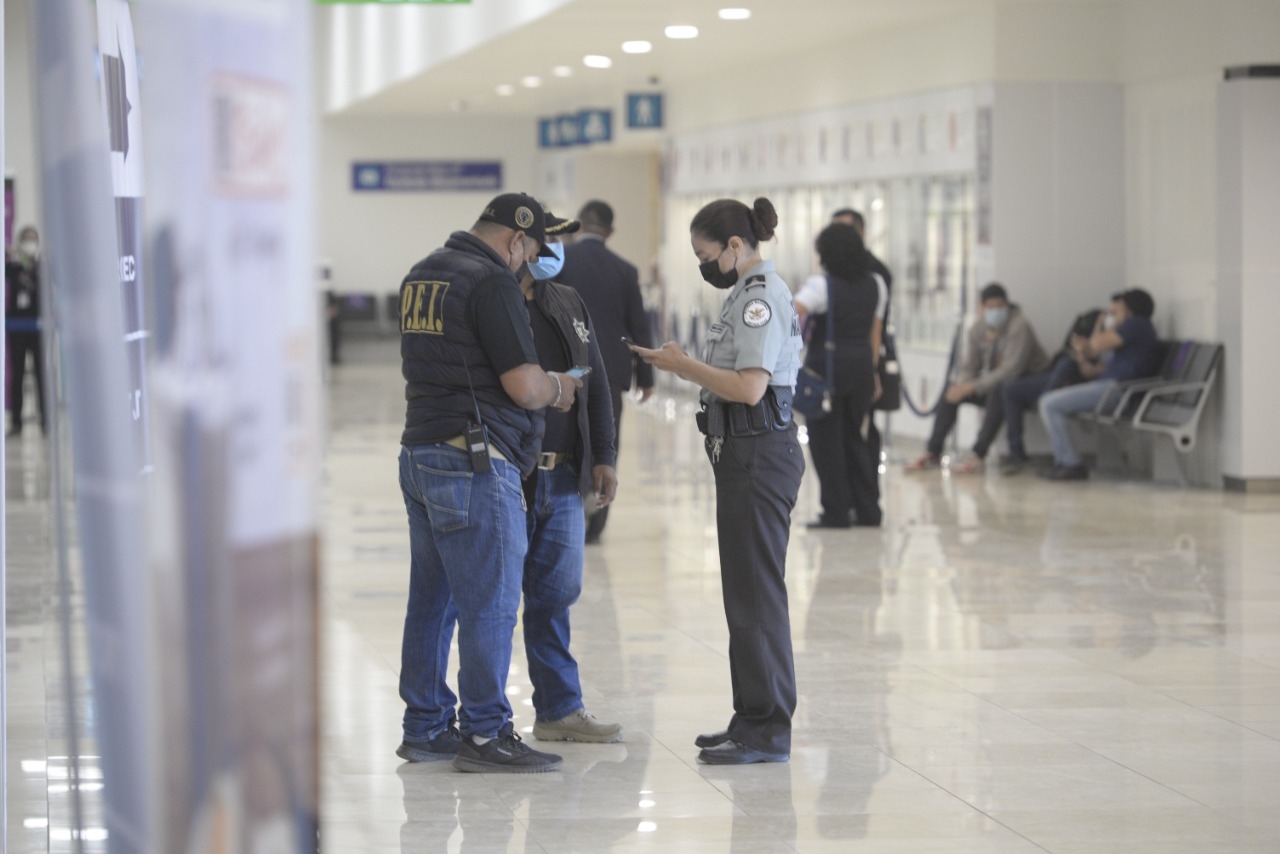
[1216,68,1280,491]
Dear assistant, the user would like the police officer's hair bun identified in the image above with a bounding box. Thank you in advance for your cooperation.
[750,198,778,242]
[691,197,779,250]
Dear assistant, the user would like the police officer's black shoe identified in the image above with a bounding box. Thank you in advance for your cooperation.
[697,740,789,765]
[694,729,731,749]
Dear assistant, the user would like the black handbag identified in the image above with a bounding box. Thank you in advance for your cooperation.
[795,280,835,420]
[875,332,902,412]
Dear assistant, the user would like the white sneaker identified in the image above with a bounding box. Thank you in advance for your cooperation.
[532,708,624,743]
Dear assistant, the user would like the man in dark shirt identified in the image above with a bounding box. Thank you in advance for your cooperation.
[516,214,623,744]
[1037,288,1162,480]
[6,226,45,436]
[556,200,653,543]
[395,193,583,774]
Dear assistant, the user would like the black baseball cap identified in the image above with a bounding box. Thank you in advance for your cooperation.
[479,192,564,256]
[544,205,580,239]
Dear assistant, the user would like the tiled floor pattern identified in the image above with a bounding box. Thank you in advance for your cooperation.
[7,355,1280,853]
[318,362,1280,853]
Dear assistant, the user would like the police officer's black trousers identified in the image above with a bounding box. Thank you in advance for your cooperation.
[706,424,804,755]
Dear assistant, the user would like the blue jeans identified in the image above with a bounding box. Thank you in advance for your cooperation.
[398,444,528,741]
[523,465,586,722]
[1038,380,1114,467]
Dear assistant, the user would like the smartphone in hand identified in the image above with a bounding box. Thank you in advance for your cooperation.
[621,336,635,348]
[565,366,592,379]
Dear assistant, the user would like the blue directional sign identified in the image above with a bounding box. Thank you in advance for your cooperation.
[627,93,663,129]
[579,109,613,144]
[556,113,581,146]
[352,161,502,192]
[538,118,560,148]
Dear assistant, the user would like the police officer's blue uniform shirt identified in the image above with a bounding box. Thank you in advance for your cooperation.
[701,259,802,405]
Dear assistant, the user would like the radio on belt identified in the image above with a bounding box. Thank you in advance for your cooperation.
[465,422,492,474]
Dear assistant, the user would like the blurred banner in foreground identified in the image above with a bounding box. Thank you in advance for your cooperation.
[33,0,320,851]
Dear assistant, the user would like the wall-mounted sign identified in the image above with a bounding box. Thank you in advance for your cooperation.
[352,161,502,192]
[627,93,663,129]
[579,109,612,144]
[539,110,615,148]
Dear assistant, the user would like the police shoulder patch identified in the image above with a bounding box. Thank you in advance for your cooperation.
[744,274,768,290]
[743,298,772,328]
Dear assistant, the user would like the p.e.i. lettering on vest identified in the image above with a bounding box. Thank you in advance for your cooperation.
[400,280,450,334]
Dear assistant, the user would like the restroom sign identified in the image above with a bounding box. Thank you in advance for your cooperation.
[627,93,663,129]
[579,109,613,144]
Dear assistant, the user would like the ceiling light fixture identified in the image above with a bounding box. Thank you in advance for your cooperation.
[552,65,573,77]
[664,25,699,39]
[718,8,751,20]
[495,84,515,96]
[583,54,613,69]
[521,76,542,88]
[622,40,652,54]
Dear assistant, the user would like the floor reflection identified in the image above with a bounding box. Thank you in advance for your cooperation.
[314,359,1280,852]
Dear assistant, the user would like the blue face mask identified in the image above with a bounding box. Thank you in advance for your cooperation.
[527,242,565,281]
[984,306,1009,328]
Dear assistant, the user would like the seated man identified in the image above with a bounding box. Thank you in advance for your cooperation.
[998,307,1104,475]
[1036,288,1162,480]
[907,283,1049,474]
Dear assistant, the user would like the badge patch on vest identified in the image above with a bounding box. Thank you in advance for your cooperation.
[401,280,450,334]
[573,318,590,343]
[743,299,772,328]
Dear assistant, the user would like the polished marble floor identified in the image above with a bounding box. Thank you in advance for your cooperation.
[6,352,1280,853]
[318,360,1280,854]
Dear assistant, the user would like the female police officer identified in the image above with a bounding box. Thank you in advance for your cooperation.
[630,197,803,764]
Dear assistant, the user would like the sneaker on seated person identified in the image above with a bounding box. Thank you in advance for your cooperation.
[905,452,941,472]
[949,452,985,474]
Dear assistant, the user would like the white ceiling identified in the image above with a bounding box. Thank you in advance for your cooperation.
[333,0,1002,117]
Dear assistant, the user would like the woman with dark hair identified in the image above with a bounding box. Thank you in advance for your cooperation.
[630,197,803,765]
[794,222,886,528]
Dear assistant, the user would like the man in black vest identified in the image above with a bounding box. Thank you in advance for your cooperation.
[395,193,583,774]
[516,211,623,743]
[557,200,653,543]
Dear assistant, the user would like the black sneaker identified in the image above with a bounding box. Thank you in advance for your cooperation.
[396,722,463,762]
[453,724,563,773]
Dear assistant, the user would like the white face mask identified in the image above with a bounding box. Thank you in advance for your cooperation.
[1103,313,1117,331]
[19,240,39,260]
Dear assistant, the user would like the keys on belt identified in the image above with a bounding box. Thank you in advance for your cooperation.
[537,451,569,471]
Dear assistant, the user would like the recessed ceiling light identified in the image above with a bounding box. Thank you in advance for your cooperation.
[718,8,751,20]
[664,25,699,39]
[622,40,652,54]
[583,54,613,69]
[521,76,542,88]
[552,65,573,77]
[495,84,514,96]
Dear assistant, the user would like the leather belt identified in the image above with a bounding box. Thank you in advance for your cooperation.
[537,451,569,471]
[442,434,508,462]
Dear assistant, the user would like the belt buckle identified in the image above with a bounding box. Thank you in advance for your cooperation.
[537,451,558,471]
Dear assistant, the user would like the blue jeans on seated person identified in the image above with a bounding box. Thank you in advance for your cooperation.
[1003,356,1082,460]
[398,444,528,742]
[523,464,587,723]
[1038,380,1115,467]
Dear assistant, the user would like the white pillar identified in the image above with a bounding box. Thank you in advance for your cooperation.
[1216,67,1280,491]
